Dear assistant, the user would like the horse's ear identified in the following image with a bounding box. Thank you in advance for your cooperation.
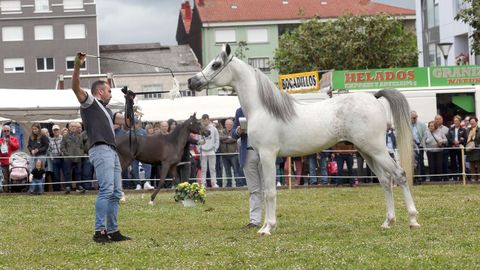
[193,112,197,119]
[225,43,231,56]
[222,43,231,59]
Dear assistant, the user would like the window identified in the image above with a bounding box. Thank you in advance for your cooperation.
[2,26,23,41]
[214,29,236,43]
[66,56,85,70]
[36,57,54,71]
[34,25,53,40]
[247,28,268,43]
[3,58,25,73]
[63,0,83,10]
[454,0,468,15]
[179,83,193,96]
[64,24,85,39]
[35,0,49,12]
[0,1,21,14]
[248,57,270,72]
[427,0,439,28]
[142,85,163,99]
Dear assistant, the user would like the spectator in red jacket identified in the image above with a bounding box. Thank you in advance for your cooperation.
[0,124,20,191]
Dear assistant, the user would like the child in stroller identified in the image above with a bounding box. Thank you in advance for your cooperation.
[9,152,30,192]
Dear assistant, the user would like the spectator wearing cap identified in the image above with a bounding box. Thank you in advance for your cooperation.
[199,114,220,188]
[48,124,65,192]
[0,124,20,191]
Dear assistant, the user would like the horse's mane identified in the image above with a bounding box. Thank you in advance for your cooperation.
[255,69,298,122]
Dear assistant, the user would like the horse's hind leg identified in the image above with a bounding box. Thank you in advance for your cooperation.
[363,151,419,228]
[360,151,397,228]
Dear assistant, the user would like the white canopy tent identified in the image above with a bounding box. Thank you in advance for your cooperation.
[0,88,329,124]
[0,88,125,123]
[137,96,240,122]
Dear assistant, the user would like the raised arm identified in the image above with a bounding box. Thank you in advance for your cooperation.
[72,52,88,103]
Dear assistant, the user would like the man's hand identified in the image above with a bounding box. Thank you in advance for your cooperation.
[236,126,245,135]
[75,52,86,67]
[72,52,87,103]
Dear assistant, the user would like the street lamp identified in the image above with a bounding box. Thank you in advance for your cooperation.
[437,42,453,66]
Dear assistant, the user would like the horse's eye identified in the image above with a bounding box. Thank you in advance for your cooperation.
[212,62,221,70]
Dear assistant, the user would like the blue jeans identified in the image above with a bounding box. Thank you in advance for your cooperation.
[222,154,241,187]
[308,154,317,185]
[89,145,122,233]
[131,159,140,187]
[319,152,328,185]
[82,157,94,190]
[143,163,152,179]
[29,178,44,193]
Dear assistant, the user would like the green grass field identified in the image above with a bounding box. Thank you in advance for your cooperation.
[1,185,480,269]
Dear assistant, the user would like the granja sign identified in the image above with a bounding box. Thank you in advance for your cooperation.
[430,66,480,86]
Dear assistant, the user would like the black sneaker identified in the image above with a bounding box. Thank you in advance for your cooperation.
[93,230,111,243]
[108,231,131,241]
[243,223,260,229]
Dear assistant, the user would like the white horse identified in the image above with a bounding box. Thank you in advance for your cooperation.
[188,44,420,235]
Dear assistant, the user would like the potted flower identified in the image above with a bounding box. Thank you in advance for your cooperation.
[174,182,206,207]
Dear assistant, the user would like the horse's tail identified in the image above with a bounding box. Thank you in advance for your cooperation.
[374,88,414,186]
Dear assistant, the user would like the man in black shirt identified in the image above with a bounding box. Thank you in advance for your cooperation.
[72,52,131,243]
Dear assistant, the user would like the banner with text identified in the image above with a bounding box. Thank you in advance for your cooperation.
[332,67,429,90]
[278,71,320,94]
[430,65,480,86]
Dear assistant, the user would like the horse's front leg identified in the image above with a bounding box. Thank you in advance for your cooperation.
[169,165,179,187]
[257,150,277,236]
[149,163,171,205]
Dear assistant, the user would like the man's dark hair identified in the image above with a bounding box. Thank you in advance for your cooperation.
[91,80,107,95]
[201,114,209,120]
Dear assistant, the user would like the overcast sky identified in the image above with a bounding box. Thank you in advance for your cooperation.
[96,0,414,46]
[96,0,188,46]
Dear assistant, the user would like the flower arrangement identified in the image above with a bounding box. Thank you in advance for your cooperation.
[174,182,206,204]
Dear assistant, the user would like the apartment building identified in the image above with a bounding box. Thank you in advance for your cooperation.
[0,0,99,89]
[415,0,478,66]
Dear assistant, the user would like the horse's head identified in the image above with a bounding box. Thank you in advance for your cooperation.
[187,113,211,137]
[188,43,234,91]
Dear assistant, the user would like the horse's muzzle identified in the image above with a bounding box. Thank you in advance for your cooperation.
[187,76,204,91]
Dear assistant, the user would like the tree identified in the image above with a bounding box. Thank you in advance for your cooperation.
[454,0,480,54]
[273,13,418,74]
[234,41,249,60]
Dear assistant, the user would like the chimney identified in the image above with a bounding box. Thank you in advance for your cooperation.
[58,74,64,89]
[184,0,191,20]
[198,0,204,7]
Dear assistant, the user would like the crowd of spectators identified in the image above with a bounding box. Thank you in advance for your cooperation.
[0,111,479,193]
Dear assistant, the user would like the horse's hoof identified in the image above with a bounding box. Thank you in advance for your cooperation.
[409,223,421,229]
[148,201,154,206]
[257,230,271,236]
